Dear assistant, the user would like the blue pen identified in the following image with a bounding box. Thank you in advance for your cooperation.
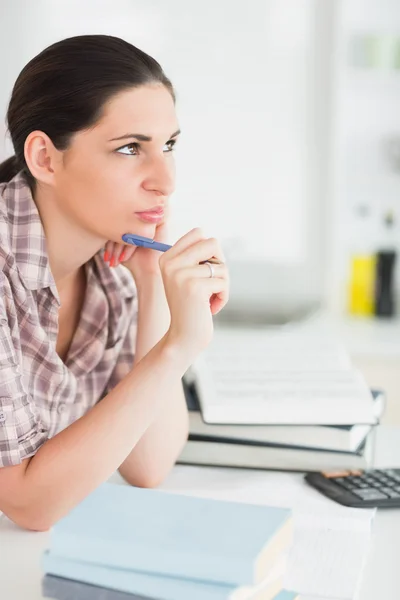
[122,233,221,264]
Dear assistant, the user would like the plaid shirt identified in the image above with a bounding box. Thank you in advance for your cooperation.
[0,173,137,467]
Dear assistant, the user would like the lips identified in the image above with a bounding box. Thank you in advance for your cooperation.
[135,206,164,215]
[135,208,165,224]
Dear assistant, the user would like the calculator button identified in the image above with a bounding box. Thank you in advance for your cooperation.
[338,480,357,491]
[371,481,386,489]
[347,477,361,485]
[364,478,377,486]
[383,480,397,488]
[381,488,400,499]
[375,478,389,486]
[352,488,388,501]
[383,469,400,477]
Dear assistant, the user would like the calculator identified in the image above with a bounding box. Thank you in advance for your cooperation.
[305,469,400,508]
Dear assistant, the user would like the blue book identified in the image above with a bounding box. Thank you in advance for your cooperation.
[49,483,292,587]
[42,552,285,600]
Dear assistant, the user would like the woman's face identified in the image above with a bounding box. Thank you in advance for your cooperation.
[53,83,179,243]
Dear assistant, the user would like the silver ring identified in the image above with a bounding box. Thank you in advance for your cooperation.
[205,261,215,278]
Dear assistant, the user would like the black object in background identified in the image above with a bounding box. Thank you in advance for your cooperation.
[305,468,400,508]
[182,377,199,412]
[375,250,396,317]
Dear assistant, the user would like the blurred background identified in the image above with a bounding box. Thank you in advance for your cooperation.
[1,0,400,420]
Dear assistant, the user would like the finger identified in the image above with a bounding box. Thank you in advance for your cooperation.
[162,228,206,260]
[119,245,136,264]
[168,238,225,269]
[197,277,230,308]
[210,293,227,315]
[111,244,127,267]
[153,220,169,244]
[173,269,229,299]
[180,262,229,280]
[104,241,115,263]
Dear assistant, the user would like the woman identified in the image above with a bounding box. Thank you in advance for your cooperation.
[0,35,229,531]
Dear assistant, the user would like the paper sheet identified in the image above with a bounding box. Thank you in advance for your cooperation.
[192,324,375,425]
[285,515,372,599]
[112,466,375,600]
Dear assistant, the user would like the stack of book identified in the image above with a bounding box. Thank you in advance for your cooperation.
[42,483,299,600]
[181,382,384,472]
[178,325,385,472]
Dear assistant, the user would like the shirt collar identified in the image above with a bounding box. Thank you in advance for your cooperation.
[3,171,55,291]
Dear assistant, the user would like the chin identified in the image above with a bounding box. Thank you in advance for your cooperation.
[130,219,157,235]
[111,223,155,244]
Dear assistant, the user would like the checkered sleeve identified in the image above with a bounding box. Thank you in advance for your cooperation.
[0,296,47,468]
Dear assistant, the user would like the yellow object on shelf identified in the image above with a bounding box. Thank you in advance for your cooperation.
[348,255,376,316]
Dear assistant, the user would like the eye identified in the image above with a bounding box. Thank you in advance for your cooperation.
[116,143,139,156]
[163,139,177,153]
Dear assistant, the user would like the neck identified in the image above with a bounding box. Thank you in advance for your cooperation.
[33,184,106,290]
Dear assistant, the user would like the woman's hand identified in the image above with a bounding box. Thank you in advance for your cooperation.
[104,226,230,364]
[103,222,168,281]
[159,228,229,364]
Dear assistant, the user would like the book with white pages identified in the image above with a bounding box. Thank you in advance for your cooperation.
[156,464,376,600]
[191,327,377,426]
[178,432,375,472]
[186,389,385,453]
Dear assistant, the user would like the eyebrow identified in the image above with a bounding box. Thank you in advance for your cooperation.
[109,129,181,143]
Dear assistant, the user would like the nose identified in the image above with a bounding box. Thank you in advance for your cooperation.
[142,154,175,198]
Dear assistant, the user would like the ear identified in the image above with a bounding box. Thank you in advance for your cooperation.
[24,130,62,185]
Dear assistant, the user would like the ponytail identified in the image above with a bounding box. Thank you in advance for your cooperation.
[0,155,19,183]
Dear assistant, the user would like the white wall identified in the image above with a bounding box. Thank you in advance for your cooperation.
[328,0,400,313]
[0,1,333,319]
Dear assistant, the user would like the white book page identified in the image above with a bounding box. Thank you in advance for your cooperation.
[137,467,376,600]
[285,513,372,599]
[193,323,375,424]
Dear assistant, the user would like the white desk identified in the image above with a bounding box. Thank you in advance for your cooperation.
[1,425,399,600]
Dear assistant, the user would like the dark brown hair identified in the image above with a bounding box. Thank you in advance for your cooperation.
[0,35,175,187]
